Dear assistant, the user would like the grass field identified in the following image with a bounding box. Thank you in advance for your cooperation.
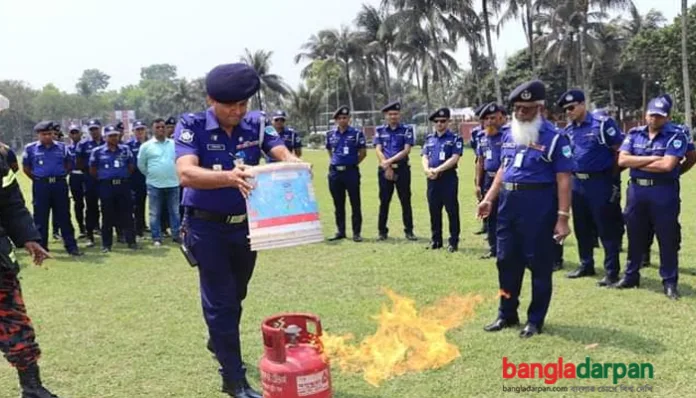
[1,148,695,398]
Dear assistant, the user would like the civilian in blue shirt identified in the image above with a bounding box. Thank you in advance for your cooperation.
[67,125,86,238]
[326,106,367,242]
[478,80,574,338]
[557,89,625,286]
[615,97,688,299]
[76,119,104,247]
[175,63,300,398]
[22,121,81,256]
[89,125,137,253]
[421,107,463,252]
[374,101,416,241]
[475,103,507,259]
[128,120,149,237]
[160,116,181,236]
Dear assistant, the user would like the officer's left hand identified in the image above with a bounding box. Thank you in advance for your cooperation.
[553,219,571,244]
[380,160,391,170]
[24,241,51,266]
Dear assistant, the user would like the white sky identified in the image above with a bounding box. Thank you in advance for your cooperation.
[0,0,681,93]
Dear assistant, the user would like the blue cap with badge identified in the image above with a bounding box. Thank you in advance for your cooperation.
[556,89,585,108]
[381,101,401,113]
[33,120,55,132]
[103,125,119,136]
[272,110,287,120]
[429,107,450,121]
[646,97,671,117]
[87,119,102,129]
[478,102,505,119]
[333,106,350,119]
[508,80,546,104]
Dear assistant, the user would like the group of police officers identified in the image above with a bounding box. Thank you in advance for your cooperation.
[3,60,694,397]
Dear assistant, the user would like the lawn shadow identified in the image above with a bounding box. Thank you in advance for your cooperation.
[679,267,696,276]
[547,323,666,355]
[640,276,696,297]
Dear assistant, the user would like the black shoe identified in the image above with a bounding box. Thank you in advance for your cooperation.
[327,233,346,241]
[597,275,619,287]
[68,250,83,257]
[483,317,520,332]
[128,243,139,250]
[52,233,61,241]
[426,241,442,250]
[447,244,458,253]
[664,284,680,300]
[520,323,542,338]
[352,235,363,242]
[566,267,596,279]
[172,237,182,244]
[101,247,111,253]
[377,233,388,241]
[18,364,59,398]
[641,254,651,268]
[479,251,495,259]
[78,232,86,239]
[612,277,640,289]
[552,261,563,272]
[474,228,486,235]
[405,232,417,241]
[221,378,262,398]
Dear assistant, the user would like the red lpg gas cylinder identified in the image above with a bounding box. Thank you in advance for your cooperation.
[259,313,332,398]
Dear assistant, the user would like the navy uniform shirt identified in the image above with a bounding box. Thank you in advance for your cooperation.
[22,141,70,178]
[470,125,483,152]
[373,124,415,159]
[476,127,506,172]
[325,126,366,166]
[89,144,134,180]
[67,141,80,170]
[500,120,574,183]
[421,130,464,168]
[175,108,285,215]
[619,125,688,180]
[280,128,302,151]
[6,149,17,168]
[668,122,695,152]
[77,137,104,172]
[127,139,146,180]
[565,112,624,172]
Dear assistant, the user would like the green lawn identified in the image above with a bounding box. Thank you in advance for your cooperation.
[1,149,694,398]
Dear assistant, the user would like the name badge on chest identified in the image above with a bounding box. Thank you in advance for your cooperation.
[343,146,349,155]
[513,151,525,168]
[485,150,492,160]
[439,151,446,161]
[114,160,120,168]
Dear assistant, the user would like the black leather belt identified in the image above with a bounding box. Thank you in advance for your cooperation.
[502,182,553,191]
[330,165,357,172]
[35,176,66,183]
[390,162,409,169]
[188,208,247,224]
[102,178,125,185]
[630,178,676,187]
[574,171,610,180]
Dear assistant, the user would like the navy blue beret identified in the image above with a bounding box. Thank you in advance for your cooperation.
[479,102,505,119]
[115,121,124,132]
[473,103,486,118]
[34,120,55,132]
[333,106,350,119]
[381,101,401,113]
[429,108,450,121]
[508,80,546,103]
[557,89,585,107]
[52,123,62,132]
[205,63,261,104]
[87,119,101,129]
[68,124,81,133]
[165,117,176,125]
[132,120,146,129]
[272,110,287,120]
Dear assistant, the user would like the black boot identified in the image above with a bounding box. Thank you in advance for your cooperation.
[18,364,59,398]
[222,378,262,398]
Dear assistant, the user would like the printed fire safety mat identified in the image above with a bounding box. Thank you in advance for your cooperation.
[245,162,324,251]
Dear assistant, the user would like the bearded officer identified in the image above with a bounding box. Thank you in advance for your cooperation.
[374,100,416,241]
[326,106,366,242]
[422,107,462,252]
[478,80,573,338]
[615,97,688,299]
[475,103,507,259]
[557,89,625,286]
[175,63,300,398]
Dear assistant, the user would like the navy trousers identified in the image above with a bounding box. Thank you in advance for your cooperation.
[69,172,86,234]
[184,216,256,382]
[623,182,680,285]
[85,175,100,236]
[426,171,460,246]
[99,179,135,249]
[377,165,413,236]
[496,186,557,326]
[32,178,77,252]
[571,174,624,277]
[131,174,147,235]
[328,167,362,236]
[482,173,498,253]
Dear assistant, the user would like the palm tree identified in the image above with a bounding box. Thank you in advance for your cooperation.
[620,6,665,36]
[594,22,625,109]
[681,0,691,128]
[240,49,290,111]
[355,4,398,99]
[288,84,324,134]
[481,0,504,103]
[498,0,537,74]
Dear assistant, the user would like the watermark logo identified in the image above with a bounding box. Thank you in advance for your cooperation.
[502,357,654,385]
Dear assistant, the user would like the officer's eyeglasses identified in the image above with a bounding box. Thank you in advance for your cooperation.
[513,104,538,114]
[564,105,576,112]
[434,119,448,124]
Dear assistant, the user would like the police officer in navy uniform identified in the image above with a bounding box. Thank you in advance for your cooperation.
[76,119,104,247]
[475,103,507,259]
[374,101,417,241]
[471,104,487,235]
[165,116,177,138]
[89,125,138,253]
[67,125,86,238]
[326,106,366,242]
[479,80,573,338]
[22,121,82,257]
[128,120,148,237]
[51,124,64,240]
[421,107,463,252]
[268,110,302,159]
[557,89,625,286]
[615,97,688,299]
[175,63,301,398]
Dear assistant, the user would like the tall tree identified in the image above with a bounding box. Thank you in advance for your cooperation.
[355,4,398,99]
[76,69,110,97]
[498,0,537,74]
[140,64,178,82]
[482,0,503,103]
[240,49,290,111]
[681,0,692,128]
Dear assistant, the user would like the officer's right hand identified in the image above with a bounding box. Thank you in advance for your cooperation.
[477,201,491,219]
[475,186,482,200]
[24,241,51,266]
[227,166,254,198]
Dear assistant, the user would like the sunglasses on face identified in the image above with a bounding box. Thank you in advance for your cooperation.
[564,105,576,112]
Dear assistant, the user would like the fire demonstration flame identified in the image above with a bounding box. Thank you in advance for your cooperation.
[322,289,485,387]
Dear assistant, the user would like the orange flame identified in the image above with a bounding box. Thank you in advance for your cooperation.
[322,289,485,387]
